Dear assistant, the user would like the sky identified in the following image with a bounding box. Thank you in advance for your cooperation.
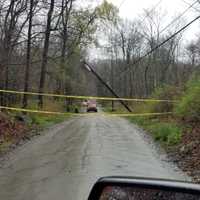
[88,0,200,60]
[108,0,200,40]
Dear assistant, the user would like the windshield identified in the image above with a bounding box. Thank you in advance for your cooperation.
[0,0,199,200]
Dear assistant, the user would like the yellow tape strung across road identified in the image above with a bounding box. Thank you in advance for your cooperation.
[105,112,173,117]
[0,106,173,117]
[0,89,177,103]
[0,106,67,115]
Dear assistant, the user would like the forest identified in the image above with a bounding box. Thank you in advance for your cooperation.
[0,0,199,112]
[0,0,116,110]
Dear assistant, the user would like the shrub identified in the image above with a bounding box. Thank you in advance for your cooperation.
[175,76,200,122]
[149,123,182,145]
[149,85,182,113]
[129,117,181,145]
[30,114,68,126]
[128,116,148,127]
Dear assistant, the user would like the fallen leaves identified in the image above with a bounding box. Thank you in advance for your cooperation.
[168,123,200,183]
[0,113,28,152]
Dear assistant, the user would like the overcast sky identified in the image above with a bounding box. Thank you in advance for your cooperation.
[88,0,200,60]
[108,0,200,40]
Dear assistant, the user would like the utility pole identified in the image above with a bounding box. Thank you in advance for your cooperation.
[83,61,132,113]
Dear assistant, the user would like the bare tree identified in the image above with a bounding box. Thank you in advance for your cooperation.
[38,0,55,108]
[23,0,38,108]
[0,0,28,106]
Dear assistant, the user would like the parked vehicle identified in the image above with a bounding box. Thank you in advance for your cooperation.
[82,100,88,107]
[87,100,98,112]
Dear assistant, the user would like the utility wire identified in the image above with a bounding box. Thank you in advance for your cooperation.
[108,0,197,81]
[116,0,198,80]
[138,0,163,25]
[181,0,200,13]
[159,0,199,34]
[116,14,200,80]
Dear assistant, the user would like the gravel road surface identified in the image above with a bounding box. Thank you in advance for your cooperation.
[0,115,188,200]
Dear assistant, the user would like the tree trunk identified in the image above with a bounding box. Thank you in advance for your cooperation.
[38,0,54,108]
[2,52,10,106]
[23,0,34,109]
[144,64,149,97]
[60,0,73,112]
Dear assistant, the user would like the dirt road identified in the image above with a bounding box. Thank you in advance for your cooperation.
[0,115,188,200]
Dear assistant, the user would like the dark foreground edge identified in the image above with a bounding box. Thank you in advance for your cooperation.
[88,176,200,200]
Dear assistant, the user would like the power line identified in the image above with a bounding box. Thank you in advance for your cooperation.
[116,14,200,80]
[159,0,199,34]
[111,0,198,81]
[138,0,163,24]
[116,0,199,80]
[181,0,200,13]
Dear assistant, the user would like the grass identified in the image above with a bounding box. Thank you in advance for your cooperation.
[113,76,200,147]
[149,122,182,145]
[175,75,200,122]
[29,113,71,127]
[9,98,77,128]
[104,108,127,114]
[128,116,182,146]
[104,102,182,146]
[0,141,13,153]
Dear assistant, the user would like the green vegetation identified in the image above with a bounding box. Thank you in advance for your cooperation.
[129,117,182,145]
[175,75,200,122]
[130,85,182,114]
[0,141,13,153]
[149,122,181,145]
[103,106,126,113]
[128,75,200,147]
[150,85,182,113]
[29,114,70,127]
[9,99,73,127]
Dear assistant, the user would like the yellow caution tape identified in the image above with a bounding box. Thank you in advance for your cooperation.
[0,89,177,103]
[0,106,67,115]
[105,112,173,117]
[0,106,173,117]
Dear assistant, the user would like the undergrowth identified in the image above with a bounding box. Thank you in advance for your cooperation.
[129,117,182,146]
